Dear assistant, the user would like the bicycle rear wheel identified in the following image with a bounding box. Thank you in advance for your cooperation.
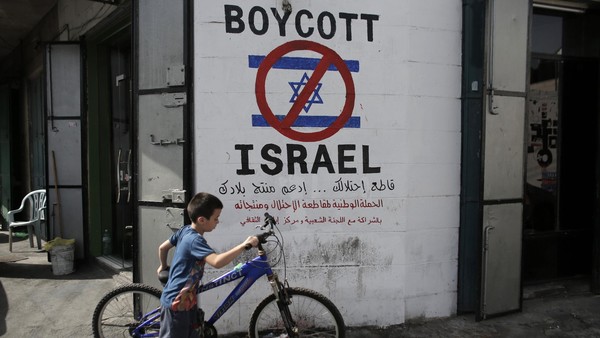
[249,287,345,338]
[92,283,162,338]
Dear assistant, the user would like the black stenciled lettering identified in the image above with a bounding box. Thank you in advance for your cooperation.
[261,143,283,175]
[224,5,379,42]
[295,9,314,38]
[236,143,379,176]
[339,12,358,41]
[361,14,380,42]
[338,144,357,174]
[253,182,275,194]
[271,7,291,36]
[249,6,268,35]
[235,144,255,175]
[287,144,308,174]
[317,11,336,40]
[363,145,381,173]
[224,5,245,33]
[311,144,335,173]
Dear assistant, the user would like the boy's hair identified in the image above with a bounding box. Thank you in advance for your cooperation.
[187,192,224,223]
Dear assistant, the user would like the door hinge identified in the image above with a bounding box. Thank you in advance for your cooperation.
[165,207,185,229]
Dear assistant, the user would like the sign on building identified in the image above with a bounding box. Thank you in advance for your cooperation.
[194,0,462,329]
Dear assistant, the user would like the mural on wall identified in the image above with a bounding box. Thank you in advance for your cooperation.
[194,2,401,228]
[192,0,463,328]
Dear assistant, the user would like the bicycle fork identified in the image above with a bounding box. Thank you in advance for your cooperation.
[268,274,298,337]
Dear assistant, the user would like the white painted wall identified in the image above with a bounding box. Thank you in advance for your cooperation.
[193,0,462,332]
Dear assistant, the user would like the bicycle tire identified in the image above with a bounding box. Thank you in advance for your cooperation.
[249,287,345,338]
[92,283,162,338]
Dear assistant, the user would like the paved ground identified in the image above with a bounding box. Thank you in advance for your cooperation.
[1,230,600,337]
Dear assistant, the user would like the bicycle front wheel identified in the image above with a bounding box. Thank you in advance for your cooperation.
[92,283,162,338]
[249,287,345,338]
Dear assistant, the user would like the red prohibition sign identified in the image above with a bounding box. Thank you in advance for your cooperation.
[255,40,355,142]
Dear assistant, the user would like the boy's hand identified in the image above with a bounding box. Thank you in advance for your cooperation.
[243,236,259,250]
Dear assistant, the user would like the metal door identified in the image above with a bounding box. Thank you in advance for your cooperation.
[479,0,530,319]
[134,0,190,286]
[45,43,85,259]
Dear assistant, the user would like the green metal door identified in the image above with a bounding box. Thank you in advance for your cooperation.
[0,87,11,228]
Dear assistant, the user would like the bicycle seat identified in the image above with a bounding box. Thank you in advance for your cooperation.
[159,267,169,285]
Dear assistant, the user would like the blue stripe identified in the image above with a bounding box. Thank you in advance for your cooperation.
[248,56,359,73]
[252,115,360,128]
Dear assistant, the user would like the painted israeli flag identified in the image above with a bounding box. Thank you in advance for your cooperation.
[249,55,361,128]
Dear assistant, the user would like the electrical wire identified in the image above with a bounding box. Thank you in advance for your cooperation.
[273,221,288,282]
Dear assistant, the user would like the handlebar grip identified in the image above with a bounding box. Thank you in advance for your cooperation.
[264,212,274,222]
[244,243,252,250]
[257,232,271,243]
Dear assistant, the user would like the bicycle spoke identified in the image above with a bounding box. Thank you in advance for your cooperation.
[250,288,344,338]
[92,284,162,338]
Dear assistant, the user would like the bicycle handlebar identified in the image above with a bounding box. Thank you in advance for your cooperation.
[244,212,277,250]
[160,213,278,284]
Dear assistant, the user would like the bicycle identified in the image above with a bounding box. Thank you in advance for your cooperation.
[92,212,345,337]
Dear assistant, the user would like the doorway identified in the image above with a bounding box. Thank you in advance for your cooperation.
[108,31,133,267]
[86,19,134,268]
[524,9,600,285]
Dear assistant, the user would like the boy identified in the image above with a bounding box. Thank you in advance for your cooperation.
[157,192,258,337]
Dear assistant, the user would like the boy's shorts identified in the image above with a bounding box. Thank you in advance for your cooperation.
[159,306,200,338]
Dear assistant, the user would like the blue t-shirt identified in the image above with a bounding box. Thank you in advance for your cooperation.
[160,225,214,310]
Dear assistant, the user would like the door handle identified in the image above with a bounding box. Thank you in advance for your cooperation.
[127,149,132,203]
[116,148,122,203]
[481,225,495,317]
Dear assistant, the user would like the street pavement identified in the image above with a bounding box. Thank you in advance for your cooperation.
[1,230,600,337]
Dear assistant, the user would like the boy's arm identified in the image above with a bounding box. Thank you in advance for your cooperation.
[204,236,258,269]
[157,239,174,274]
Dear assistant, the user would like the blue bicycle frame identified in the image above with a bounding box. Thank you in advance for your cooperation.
[131,253,274,337]
[133,308,161,337]
[201,254,273,325]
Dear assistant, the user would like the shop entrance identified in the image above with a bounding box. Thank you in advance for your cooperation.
[108,30,133,267]
[524,9,600,285]
[86,18,134,268]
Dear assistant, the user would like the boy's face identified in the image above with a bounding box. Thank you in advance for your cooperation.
[198,208,222,233]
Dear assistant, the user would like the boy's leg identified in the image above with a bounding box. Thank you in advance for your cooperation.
[159,307,200,338]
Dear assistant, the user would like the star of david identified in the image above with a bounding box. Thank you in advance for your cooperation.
[289,72,324,113]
